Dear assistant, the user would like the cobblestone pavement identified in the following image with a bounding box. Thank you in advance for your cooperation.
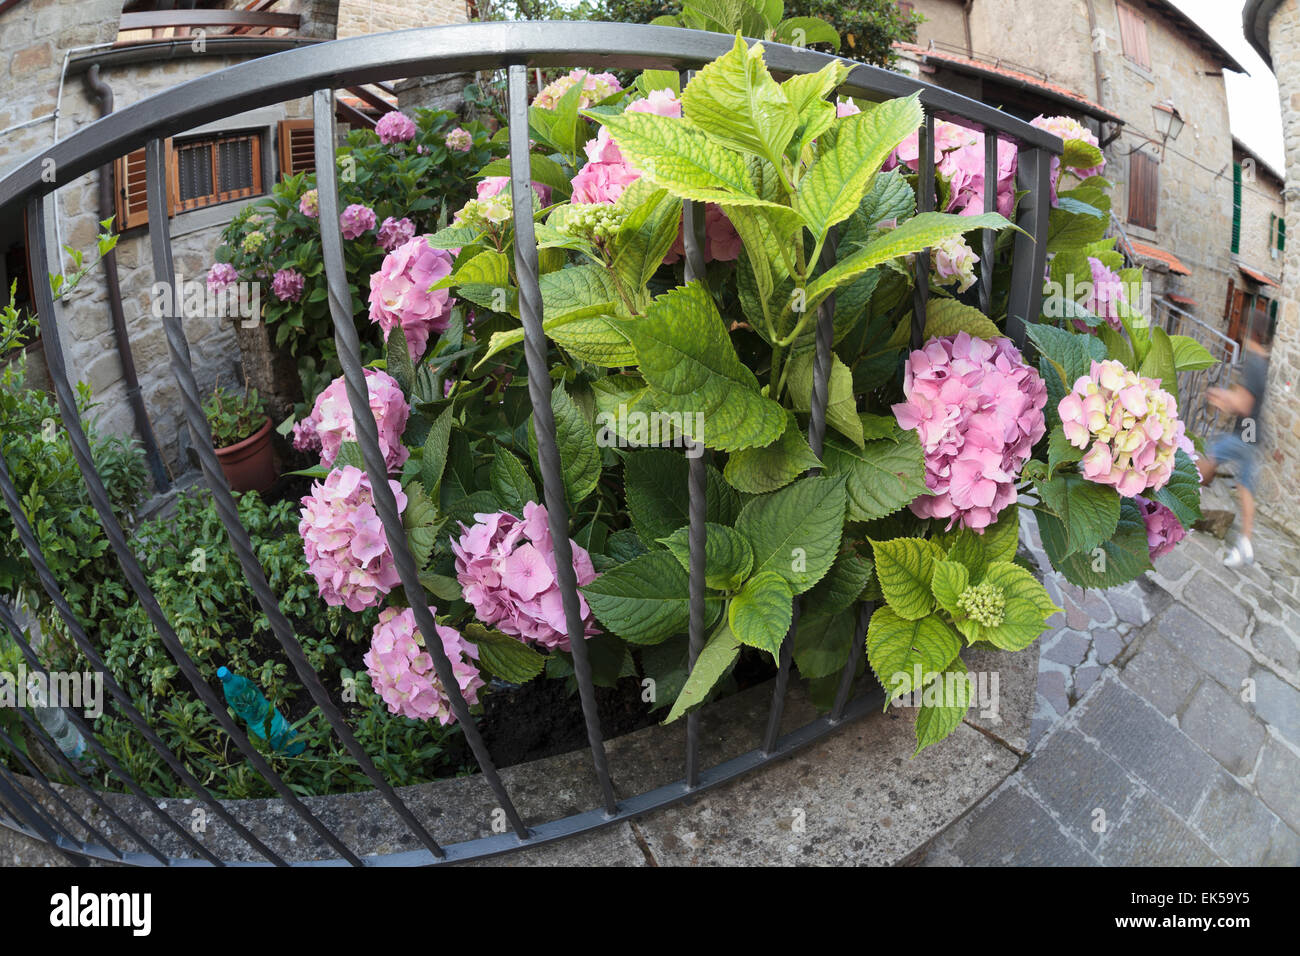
[921,481,1300,865]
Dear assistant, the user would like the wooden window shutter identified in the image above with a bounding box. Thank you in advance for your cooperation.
[1117,3,1151,70]
[1223,278,1235,320]
[1127,151,1158,230]
[113,139,173,230]
[278,119,315,178]
[1231,164,1242,254]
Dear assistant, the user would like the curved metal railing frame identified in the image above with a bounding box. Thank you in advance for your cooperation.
[0,21,1061,866]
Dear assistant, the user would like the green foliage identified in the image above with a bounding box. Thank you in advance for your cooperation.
[202,385,267,448]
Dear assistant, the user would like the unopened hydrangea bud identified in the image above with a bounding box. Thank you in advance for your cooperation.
[958,582,1006,628]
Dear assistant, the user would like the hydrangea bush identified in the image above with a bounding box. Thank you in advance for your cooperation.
[210,106,503,405]
[277,39,1209,753]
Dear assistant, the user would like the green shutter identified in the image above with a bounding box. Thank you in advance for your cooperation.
[1279,216,1286,252]
[1231,163,1242,254]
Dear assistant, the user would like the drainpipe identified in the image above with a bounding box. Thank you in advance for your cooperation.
[84,64,170,492]
[962,0,975,57]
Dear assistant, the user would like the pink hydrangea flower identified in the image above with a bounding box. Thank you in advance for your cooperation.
[299,466,407,612]
[532,69,621,109]
[271,267,305,303]
[298,189,319,218]
[663,204,742,264]
[836,99,860,118]
[364,606,484,725]
[340,203,377,240]
[206,262,237,294]
[888,120,1018,219]
[893,333,1048,531]
[1030,114,1105,206]
[302,368,410,472]
[377,215,416,252]
[1134,495,1186,560]
[291,417,321,454]
[477,175,552,208]
[444,127,473,152]
[1077,256,1127,332]
[1058,359,1192,497]
[367,235,455,362]
[451,502,600,651]
[375,110,417,145]
[571,89,681,206]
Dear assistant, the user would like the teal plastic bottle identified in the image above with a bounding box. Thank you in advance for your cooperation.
[217,667,305,756]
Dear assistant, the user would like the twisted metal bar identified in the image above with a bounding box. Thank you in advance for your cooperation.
[830,601,874,722]
[911,112,935,351]
[311,92,532,839]
[505,66,619,815]
[682,183,708,788]
[762,233,839,755]
[0,599,178,863]
[0,766,84,864]
[1007,147,1053,350]
[26,190,319,866]
[144,139,404,866]
[0,443,244,864]
[980,130,998,317]
[0,720,121,856]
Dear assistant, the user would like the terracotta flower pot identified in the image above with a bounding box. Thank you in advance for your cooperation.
[213,418,277,493]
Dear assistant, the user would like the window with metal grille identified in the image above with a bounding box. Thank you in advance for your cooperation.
[1116,2,1151,70]
[1127,150,1158,231]
[174,132,262,212]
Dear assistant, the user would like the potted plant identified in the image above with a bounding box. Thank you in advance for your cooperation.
[205,385,275,493]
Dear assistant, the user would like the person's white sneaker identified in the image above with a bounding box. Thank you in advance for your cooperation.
[1223,537,1254,568]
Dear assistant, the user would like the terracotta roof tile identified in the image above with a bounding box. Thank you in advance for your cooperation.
[896,43,1123,124]
[1128,240,1191,276]
[1238,264,1279,287]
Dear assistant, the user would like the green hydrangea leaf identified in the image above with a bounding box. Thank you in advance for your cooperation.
[659,522,755,591]
[793,609,856,680]
[786,350,864,448]
[804,547,874,615]
[977,560,1061,651]
[728,570,795,659]
[680,35,798,169]
[866,606,962,703]
[664,622,742,723]
[723,409,822,494]
[735,474,846,593]
[1040,497,1153,589]
[922,298,1003,341]
[463,623,546,684]
[1152,449,1202,528]
[528,382,600,507]
[623,448,740,546]
[795,93,922,241]
[930,558,969,618]
[582,550,692,645]
[822,427,929,522]
[913,655,973,755]
[622,282,786,452]
[489,447,536,515]
[870,536,943,620]
[1036,472,1121,557]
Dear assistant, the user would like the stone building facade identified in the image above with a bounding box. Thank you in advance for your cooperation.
[1245,0,1300,532]
[1,0,468,483]
[900,0,1247,327]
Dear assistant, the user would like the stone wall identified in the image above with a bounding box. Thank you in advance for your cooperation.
[336,0,467,38]
[1234,146,1285,286]
[1260,0,1300,529]
[0,1,320,476]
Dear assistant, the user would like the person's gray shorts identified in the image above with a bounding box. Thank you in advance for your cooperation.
[1208,432,1259,493]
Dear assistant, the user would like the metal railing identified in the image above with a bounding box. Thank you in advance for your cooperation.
[0,21,1061,865]
[1152,295,1240,438]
